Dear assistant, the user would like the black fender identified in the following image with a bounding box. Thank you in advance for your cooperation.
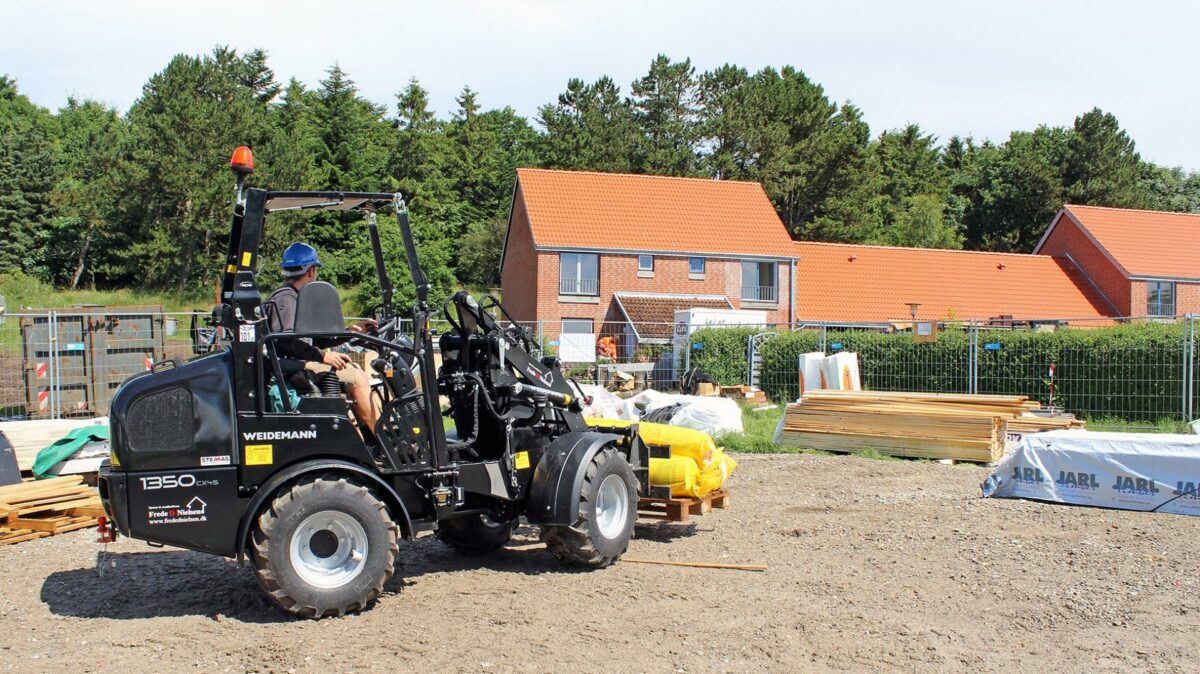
[235,459,413,562]
[525,431,620,526]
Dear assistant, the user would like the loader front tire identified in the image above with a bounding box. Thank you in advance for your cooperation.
[250,474,398,619]
[541,447,637,567]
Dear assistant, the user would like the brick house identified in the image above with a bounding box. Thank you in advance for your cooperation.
[1033,205,1200,318]
[499,169,798,345]
[501,170,1196,334]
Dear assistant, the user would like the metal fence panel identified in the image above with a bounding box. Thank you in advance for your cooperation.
[1,311,1196,428]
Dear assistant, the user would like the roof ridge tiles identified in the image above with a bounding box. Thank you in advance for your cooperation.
[793,240,1062,260]
[1065,203,1200,219]
[516,167,762,187]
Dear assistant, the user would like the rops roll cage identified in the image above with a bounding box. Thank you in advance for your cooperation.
[214,188,447,468]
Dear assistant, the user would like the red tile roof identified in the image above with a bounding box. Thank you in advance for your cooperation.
[515,168,797,258]
[794,241,1116,323]
[1048,205,1200,280]
[612,293,733,339]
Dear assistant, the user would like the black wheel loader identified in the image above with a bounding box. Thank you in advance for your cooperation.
[97,147,650,618]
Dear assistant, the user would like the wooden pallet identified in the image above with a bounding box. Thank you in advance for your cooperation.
[638,489,730,523]
[0,476,102,544]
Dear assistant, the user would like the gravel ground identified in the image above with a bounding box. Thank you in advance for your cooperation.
[2,453,1198,673]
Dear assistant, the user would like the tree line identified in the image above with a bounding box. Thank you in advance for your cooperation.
[1,48,1197,311]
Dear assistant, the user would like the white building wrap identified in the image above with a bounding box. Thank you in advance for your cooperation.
[982,430,1200,517]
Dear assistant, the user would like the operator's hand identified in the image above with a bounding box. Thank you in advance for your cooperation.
[322,350,351,370]
[350,319,378,335]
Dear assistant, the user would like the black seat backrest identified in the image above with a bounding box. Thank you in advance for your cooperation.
[294,281,344,334]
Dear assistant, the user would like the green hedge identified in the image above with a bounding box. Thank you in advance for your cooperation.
[689,323,1197,422]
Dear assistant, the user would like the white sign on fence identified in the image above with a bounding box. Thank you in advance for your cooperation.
[982,430,1200,517]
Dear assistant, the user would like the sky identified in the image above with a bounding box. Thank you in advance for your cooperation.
[3,0,1198,169]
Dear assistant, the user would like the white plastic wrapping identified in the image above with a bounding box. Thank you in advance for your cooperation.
[577,384,633,420]
[579,387,745,436]
[982,430,1200,517]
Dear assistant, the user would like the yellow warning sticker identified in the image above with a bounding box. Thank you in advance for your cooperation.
[245,444,273,465]
[241,251,252,267]
[514,451,530,470]
[226,264,237,273]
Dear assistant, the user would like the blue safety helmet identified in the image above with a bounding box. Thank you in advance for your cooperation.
[280,242,321,278]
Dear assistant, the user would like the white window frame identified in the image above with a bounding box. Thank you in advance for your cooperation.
[688,257,705,275]
[559,253,599,296]
[638,254,654,272]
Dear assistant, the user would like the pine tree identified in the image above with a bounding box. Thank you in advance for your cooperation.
[538,76,636,172]
[124,49,272,291]
[0,77,58,277]
[389,78,452,206]
[698,64,753,179]
[630,55,700,176]
[1063,108,1145,207]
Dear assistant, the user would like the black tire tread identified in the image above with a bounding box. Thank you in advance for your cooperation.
[250,473,399,619]
[541,448,633,567]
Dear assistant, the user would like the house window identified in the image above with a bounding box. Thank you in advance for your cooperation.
[741,260,778,302]
[638,254,654,272]
[689,257,705,275]
[562,319,594,334]
[1147,281,1175,317]
[559,253,599,295]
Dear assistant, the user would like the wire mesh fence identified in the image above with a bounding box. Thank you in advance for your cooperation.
[1,309,1196,429]
[0,309,206,420]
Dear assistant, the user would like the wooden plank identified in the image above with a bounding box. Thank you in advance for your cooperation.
[52,518,98,534]
[0,475,85,500]
[9,516,72,532]
[0,529,51,545]
[14,496,100,518]
[638,489,730,522]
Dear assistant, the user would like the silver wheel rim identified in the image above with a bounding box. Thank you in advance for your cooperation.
[289,510,369,589]
[595,473,630,540]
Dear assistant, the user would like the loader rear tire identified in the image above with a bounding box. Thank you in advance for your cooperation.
[250,473,398,619]
[541,446,637,567]
[436,513,516,554]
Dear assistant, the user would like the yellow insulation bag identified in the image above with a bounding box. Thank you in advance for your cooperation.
[698,448,738,496]
[649,456,702,498]
[586,419,716,467]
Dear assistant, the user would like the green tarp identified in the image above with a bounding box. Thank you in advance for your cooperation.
[32,425,110,478]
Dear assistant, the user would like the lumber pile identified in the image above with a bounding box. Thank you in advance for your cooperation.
[1008,414,1086,434]
[0,417,107,472]
[777,391,1054,463]
[0,475,103,545]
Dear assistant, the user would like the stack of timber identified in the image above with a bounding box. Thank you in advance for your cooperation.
[0,476,103,544]
[777,391,1050,463]
[0,417,107,472]
[1008,414,1086,434]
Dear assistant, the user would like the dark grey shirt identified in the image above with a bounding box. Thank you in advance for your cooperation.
[267,284,323,362]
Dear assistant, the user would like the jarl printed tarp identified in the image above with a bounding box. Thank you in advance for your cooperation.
[982,430,1200,517]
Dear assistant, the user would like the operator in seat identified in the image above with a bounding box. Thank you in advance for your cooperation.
[268,242,380,433]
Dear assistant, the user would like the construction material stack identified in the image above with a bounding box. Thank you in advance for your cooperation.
[775,391,1082,463]
[0,476,103,544]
